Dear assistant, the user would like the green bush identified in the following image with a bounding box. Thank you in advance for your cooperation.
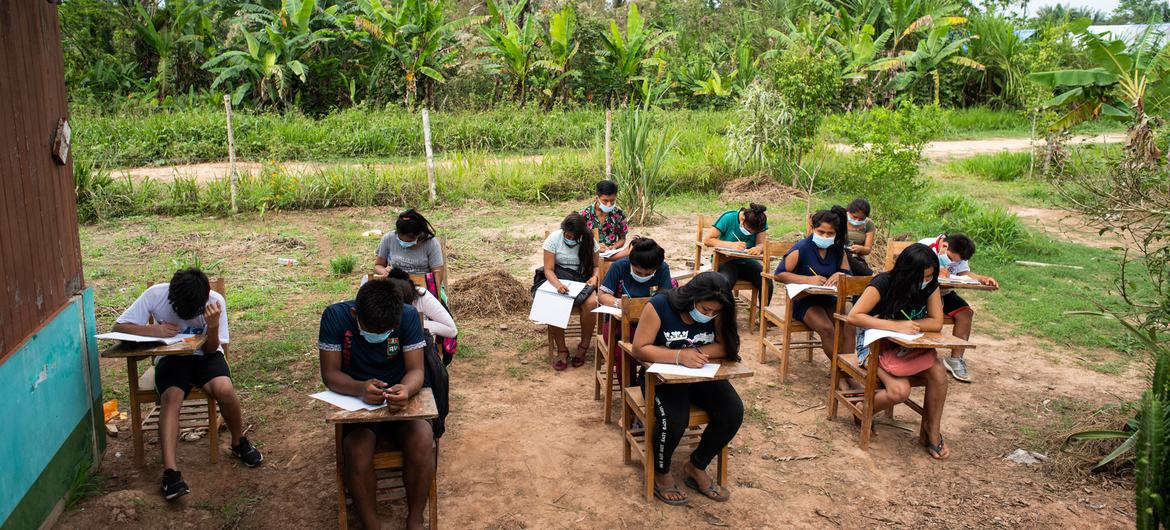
[330,255,357,275]
[899,194,1028,261]
[950,151,1031,181]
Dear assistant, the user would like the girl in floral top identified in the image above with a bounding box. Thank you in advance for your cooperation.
[580,180,630,261]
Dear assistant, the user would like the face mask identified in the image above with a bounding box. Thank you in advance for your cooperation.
[812,234,835,249]
[563,236,579,247]
[848,217,866,227]
[938,253,952,267]
[920,280,932,291]
[630,270,655,283]
[599,202,616,213]
[359,327,392,344]
[398,239,417,249]
[739,223,752,236]
[689,306,716,324]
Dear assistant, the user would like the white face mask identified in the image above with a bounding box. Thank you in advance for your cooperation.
[630,270,655,283]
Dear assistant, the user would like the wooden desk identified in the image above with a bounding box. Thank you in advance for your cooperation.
[886,332,977,350]
[939,278,998,291]
[711,247,762,271]
[326,388,439,424]
[100,336,207,467]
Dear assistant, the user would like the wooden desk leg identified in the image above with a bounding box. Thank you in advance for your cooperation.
[603,324,618,424]
[644,378,657,502]
[127,357,145,468]
[336,424,348,530]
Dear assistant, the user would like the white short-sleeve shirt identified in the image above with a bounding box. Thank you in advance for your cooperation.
[115,283,229,355]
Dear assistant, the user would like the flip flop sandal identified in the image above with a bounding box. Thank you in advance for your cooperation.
[553,350,569,372]
[924,435,948,460]
[570,355,586,368]
[654,484,690,506]
[684,476,730,502]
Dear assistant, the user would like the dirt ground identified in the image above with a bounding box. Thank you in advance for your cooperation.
[57,202,1141,530]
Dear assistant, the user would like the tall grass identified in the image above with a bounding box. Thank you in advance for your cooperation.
[949,151,1031,181]
[899,193,1028,261]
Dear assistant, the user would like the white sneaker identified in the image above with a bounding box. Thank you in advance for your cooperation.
[943,357,971,382]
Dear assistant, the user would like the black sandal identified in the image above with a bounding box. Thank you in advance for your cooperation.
[684,476,730,502]
[654,483,690,506]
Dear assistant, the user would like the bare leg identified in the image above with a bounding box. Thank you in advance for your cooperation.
[549,327,568,362]
[158,387,186,471]
[343,428,380,530]
[202,376,244,445]
[951,310,972,359]
[921,359,950,454]
[394,420,436,530]
[872,369,912,414]
[801,306,836,361]
[578,294,598,354]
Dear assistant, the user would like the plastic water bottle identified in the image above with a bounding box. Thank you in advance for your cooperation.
[278,258,298,266]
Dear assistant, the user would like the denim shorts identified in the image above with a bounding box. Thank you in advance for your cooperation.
[856,329,871,367]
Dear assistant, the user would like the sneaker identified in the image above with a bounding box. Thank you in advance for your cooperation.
[943,357,971,383]
[161,469,189,500]
[231,436,264,467]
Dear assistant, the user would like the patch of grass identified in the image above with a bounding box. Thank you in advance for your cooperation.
[65,459,101,510]
[506,365,530,380]
[948,151,1031,181]
[329,255,357,275]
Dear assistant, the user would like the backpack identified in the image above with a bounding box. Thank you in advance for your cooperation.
[422,333,450,438]
[423,272,457,366]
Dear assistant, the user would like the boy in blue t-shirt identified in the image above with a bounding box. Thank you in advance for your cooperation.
[597,237,673,308]
[318,280,433,530]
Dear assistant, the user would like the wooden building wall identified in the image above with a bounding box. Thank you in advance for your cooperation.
[0,1,84,359]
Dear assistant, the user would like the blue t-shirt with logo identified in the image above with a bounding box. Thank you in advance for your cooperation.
[600,258,673,298]
[318,301,427,384]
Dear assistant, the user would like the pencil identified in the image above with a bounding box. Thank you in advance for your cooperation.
[900,309,912,320]
[807,266,821,279]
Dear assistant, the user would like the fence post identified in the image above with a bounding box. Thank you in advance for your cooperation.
[223,95,238,214]
[422,107,436,202]
[604,108,612,179]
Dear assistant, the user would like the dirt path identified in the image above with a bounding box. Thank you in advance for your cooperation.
[59,205,1140,529]
[110,134,1125,184]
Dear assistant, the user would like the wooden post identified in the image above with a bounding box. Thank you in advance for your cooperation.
[223,95,238,213]
[604,109,613,179]
[422,107,437,202]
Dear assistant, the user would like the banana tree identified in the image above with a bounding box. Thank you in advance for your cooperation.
[1028,21,1170,167]
[133,0,204,100]
[203,1,335,107]
[830,23,892,81]
[533,4,579,109]
[870,22,984,104]
[598,3,675,106]
[478,9,540,107]
[355,0,487,108]
[692,67,734,106]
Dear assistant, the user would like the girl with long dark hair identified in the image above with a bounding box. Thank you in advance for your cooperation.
[703,203,771,303]
[538,212,600,370]
[775,205,853,360]
[374,209,445,285]
[631,272,744,506]
[846,243,951,459]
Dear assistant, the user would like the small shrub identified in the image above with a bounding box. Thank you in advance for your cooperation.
[330,255,357,275]
[951,151,1031,181]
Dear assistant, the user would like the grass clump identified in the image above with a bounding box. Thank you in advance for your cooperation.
[330,255,357,275]
[950,151,1031,181]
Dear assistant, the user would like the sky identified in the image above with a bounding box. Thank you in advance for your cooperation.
[1024,0,1120,16]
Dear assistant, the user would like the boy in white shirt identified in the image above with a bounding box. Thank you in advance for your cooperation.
[917,234,1000,382]
[112,268,263,499]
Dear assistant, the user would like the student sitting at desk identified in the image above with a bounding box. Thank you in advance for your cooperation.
[846,243,951,459]
[632,272,743,506]
[112,268,263,500]
[581,180,630,261]
[598,237,673,308]
[318,280,435,530]
[775,206,853,361]
[386,267,458,340]
[918,233,999,383]
[375,209,444,286]
[845,198,876,275]
[704,203,770,302]
[537,212,601,370]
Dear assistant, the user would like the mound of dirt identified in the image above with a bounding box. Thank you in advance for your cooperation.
[448,268,530,317]
[719,174,806,205]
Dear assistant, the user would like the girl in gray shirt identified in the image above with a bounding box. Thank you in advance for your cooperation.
[375,209,445,285]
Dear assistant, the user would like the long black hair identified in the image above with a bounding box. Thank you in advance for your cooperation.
[385,267,421,305]
[874,243,939,320]
[396,209,436,242]
[561,213,596,278]
[810,205,849,254]
[664,272,740,361]
[741,203,768,233]
[628,237,665,270]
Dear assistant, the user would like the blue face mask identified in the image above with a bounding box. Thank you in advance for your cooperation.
[812,234,835,249]
[690,306,716,324]
[630,270,655,283]
[563,236,579,247]
[938,253,952,267]
[920,280,932,291]
[739,223,752,236]
[598,201,617,213]
[848,217,866,227]
[359,326,392,344]
[398,239,417,249]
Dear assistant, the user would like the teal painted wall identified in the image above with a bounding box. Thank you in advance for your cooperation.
[0,290,101,526]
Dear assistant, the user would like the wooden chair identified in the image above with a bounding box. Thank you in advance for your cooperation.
[693,214,759,327]
[618,303,728,502]
[757,241,821,381]
[133,278,227,465]
[826,276,925,450]
[334,428,438,530]
[595,294,648,424]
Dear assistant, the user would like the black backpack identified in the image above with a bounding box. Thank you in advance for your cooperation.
[422,332,450,438]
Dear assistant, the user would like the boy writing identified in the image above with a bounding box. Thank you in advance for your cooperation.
[918,234,1000,382]
[318,280,435,530]
[112,268,263,500]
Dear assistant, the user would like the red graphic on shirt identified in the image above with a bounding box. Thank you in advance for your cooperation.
[342,330,353,371]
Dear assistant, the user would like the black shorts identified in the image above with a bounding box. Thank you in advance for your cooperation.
[155,351,231,397]
[342,420,433,444]
[942,291,972,317]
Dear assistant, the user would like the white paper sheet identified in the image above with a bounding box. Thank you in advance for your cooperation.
[940,276,981,285]
[530,280,588,329]
[310,390,387,412]
[95,332,196,345]
[536,279,587,297]
[592,305,622,317]
[600,248,621,259]
[862,329,923,347]
[718,249,758,259]
[785,283,834,299]
[646,363,720,378]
